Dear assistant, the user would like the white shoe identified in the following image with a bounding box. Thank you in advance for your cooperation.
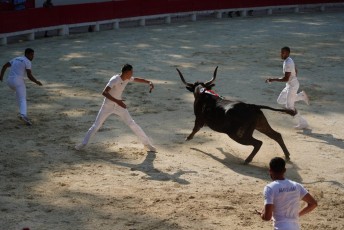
[301,91,310,105]
[75,143,86,151]
[144,144,157,152]
[294,124,309,130]
[18,114,32,126]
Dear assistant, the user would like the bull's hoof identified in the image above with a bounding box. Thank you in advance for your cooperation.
[244,159,252,165]
[285,156,291,162]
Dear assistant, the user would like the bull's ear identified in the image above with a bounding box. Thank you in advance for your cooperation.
[186,86,194,92]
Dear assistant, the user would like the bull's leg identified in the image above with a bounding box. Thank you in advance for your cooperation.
[186,118,204,141]
[255,114,290,160]
[230,134,263,164]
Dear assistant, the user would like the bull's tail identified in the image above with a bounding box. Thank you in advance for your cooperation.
[256,105,296,116]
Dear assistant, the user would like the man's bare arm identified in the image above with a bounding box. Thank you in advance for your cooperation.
[261,204,273,221]
[0,62,11,82]
[299,193,317,217]
[102,86,126,109]
[26,69,42,86]
[266,72,291,83]
[133,77,154,93]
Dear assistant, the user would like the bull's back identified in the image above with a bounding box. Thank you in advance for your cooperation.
[206,101,263,133]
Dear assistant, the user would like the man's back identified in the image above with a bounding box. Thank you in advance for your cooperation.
[264,179,308,229]
[8,56,31,80]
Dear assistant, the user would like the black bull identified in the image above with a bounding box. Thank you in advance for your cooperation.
[177,67,295,164]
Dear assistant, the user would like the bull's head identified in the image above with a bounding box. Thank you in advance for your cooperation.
[176,66,218,94]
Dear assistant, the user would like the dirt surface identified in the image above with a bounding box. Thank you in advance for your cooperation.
[0,10,343,230]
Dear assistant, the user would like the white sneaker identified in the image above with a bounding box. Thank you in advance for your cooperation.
[301,91,310,105]
[294,124,309,130]
[18,114,32,126]
[144,144,157,152]
[75,143,86,151]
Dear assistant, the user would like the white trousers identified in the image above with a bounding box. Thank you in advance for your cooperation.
[7,77,27,116]
[274,221,300,230]
[277,79,308,126]
[81,102,153,147]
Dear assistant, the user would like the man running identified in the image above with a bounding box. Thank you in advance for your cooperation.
[0,48,43,125]
[266,47,309,129]
[75,64,156,152]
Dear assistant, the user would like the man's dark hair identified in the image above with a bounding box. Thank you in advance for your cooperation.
[281,46,290,53]
[269,157,286,173]
[122,64,133,73]
[25,48,34,55]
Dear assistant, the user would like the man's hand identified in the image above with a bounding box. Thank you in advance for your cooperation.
[265,78,272,83]
[36,80,43,86]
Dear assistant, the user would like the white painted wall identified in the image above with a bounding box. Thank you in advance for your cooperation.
[35,0,112,8]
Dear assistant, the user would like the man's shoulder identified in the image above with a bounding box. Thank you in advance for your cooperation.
[11,56,30,64]
[285,57,295,64]
[107,74,121,84]
[109,74,120,80]
[266,179,291,188]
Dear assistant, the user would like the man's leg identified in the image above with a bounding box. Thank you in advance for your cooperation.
[115,106,156,151]
[7,79,27,116]
[294,112,309,129]
[295,91,310,105]
[287,82,309,129]
[76,104,112,150]
[8,79,31,125]
[277,86,288,105]
[15,83,27,117]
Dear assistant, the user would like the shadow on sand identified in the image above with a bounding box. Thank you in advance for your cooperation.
[298,129,344,150]
[110,151,196,185]
[191,147,303,182]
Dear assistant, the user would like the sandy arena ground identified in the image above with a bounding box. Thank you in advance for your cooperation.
[0,9,344,230]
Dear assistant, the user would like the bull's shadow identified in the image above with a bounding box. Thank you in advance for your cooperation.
[298,129,344,150]
[191,147,303,182]
[111,151,196,185]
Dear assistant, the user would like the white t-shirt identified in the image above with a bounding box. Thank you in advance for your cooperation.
[103,74,134,105]
[283,57,297,83]
[8,56,31,81]
[264,179,308,230]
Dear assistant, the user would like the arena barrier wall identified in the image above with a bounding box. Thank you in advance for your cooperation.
[1,0,343,45]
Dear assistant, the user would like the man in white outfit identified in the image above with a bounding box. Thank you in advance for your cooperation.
[0,48,43,126]
[256,157,318,230]
[75,64,156,152]
[266,47,310,129]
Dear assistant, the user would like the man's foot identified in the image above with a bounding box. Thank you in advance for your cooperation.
[75,143,86,151]
[294,124,309,130]
[18,114,32,126]
[144,144,157,152]
[301,91,310,105]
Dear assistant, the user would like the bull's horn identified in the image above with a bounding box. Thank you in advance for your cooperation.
[205,66,218,86]
[176,68,193,86]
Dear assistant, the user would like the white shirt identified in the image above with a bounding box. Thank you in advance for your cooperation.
[283,57,297,83]
[264,179,308,229]
[103,74,134,105]
[8,56,31,81]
